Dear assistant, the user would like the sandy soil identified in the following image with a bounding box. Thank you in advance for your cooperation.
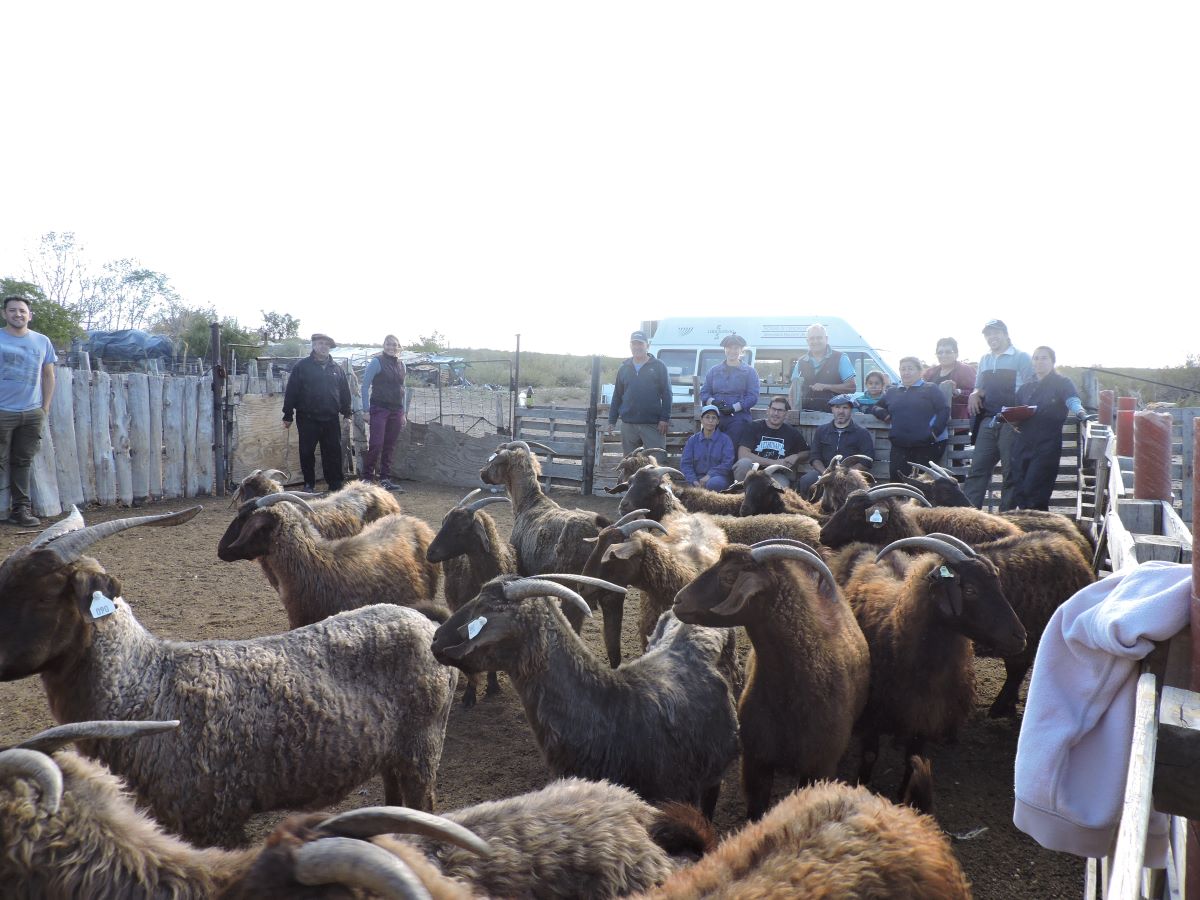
[0,480,1083,898]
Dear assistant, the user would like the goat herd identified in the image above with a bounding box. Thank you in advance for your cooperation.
[0,439,1097,898]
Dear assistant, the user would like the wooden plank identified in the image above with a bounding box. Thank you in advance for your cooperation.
[183,375,199,496]
[391,422,506,490]
[161,375,184,499]
[126,373,151,504]
[1134,534,1185,563]
[71,367,96,504]
[147,375,164,499]
[110,374,133,506]
[1154,684,1200,820]
[1118,500,1162,535]
[28,412,62,517]
[1180,409,1196,526]
[92,372,116,505]
[228,394,296,485]
[195,376,214,495]
[1161,505,1193,565]
[48,366,84,507]
[1107,505,1139,573]
[1107,672,1159,900]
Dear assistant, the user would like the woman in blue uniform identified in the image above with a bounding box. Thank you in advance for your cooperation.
[1008,346,1088,511]
[700,333,760,447]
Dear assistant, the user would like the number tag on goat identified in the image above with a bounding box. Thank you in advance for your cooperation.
[467,616,487,640]
[938,565,954,579]
[868,509,884,525]
[89,591,118,619]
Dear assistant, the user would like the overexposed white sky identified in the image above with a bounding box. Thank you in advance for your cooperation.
[2,2,1196,368]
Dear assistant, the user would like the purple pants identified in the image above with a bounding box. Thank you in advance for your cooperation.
[364,406,405,479]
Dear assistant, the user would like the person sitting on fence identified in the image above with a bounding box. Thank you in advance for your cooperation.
[680,404,735,491]
[797,393,875,497]
[606,330,672,464]
[701,333,759,447]
[732,395,808,482]
[1008,346,1088,511]
[854,370,887,410]
[360,334,407,492]
[0,295,56,526]
[282,333,352,493]
[869,356,950,484]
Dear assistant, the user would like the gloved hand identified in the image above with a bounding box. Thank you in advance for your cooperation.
[716,402,734,416]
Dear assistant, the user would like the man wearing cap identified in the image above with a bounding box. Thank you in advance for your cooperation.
[680,403,735,491]
[797,393,875,496]
[701,333,760,447]
[607,330,672,463]
[963,319,1034,510]
[791,323,857,412]
[732,395,808,482]
[282,333,353,492]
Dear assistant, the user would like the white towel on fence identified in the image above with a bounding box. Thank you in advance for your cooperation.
[1013,561,1193,867]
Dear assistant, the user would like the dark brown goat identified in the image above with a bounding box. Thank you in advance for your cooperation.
[609,453,745,515]
[427,490,518,706]
[808,454,875,515]
[820,483,1020,549]
[843,535,1026,805]
[674,542,870,820]
[737,465,822,518]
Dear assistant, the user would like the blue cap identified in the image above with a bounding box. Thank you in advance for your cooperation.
[829,394,856,407]
[629,330,649,343]
[700,403,721,416]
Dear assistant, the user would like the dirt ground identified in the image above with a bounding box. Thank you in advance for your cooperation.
[0,479,1084,898]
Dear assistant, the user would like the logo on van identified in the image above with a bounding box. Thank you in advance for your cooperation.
[678,327,693,336]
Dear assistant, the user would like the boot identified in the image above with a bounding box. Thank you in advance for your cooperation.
[8,506,40,527]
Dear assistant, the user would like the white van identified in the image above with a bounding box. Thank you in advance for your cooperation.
[607,316,899,406]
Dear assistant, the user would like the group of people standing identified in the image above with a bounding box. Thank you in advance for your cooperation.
[608,319,1087,513]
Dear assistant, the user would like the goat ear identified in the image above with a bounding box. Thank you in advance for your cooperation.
[601,542,638,563]
[72,570,123,622]
[472,517,492,555]
[928,568,963,618]
[710,570,767,617]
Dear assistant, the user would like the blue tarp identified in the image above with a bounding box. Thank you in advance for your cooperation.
[82,329,175,361]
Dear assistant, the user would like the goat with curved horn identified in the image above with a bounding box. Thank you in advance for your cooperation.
[255,492,316,514]
[0,748,64,814]
[749,543,837,594]
[34,506,202,565]
[17,720,180,754]
[612,508,652,528]
[318,806,493,856]
[619,519,668,539]
[501,578,596,620]
[875,535,970,565]
[864,484,933,507]
[919,532,978,558]
[466,496,510,514]
[292,836,435,900]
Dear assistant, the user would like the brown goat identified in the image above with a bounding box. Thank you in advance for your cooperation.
[820,483,1019,549]
[843,535,1026,805]
[737,465,822,518]
[674,542,870,821]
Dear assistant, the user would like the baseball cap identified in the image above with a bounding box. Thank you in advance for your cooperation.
[700,403,721,416]
[629,330,649,343]
[981,319,1008,335]
[829,394,856,407]
[720,333,747,348]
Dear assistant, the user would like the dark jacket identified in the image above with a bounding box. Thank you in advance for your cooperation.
[811,420,875,466]
[871,381,950,448]
[610,355,672,425]
[1014,372,1082,445]
[282,354,352,422]
[796,349,851,410]
[363,354,407,410]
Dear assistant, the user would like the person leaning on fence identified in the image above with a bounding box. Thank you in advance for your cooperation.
[606,330,672,464]
[701,333,759,447]
[360,334,407,492]
[0,295,56,526]
[791,323,857,411]
[869,356,950,484]
[732,395,808,482]
[963,319,1034,511]
[796,393,875,497]
[680,403,735,491]
[282,333,352,493]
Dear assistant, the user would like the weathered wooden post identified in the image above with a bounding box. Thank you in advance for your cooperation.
[72,354,96,503]
[211,324,226,496]
[162,376,184,499]
[92,371,116,504]
[196,376,214,496]
[126,373,151,505]
[183,375,199,496]
[49,365,84,507]
[110,374,133,506]
[148,374,164,499]
[583,356,601,495]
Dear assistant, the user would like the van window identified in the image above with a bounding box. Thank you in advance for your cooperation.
[656,349,697,377]
[752,355,796,387]
[698,349,754,375]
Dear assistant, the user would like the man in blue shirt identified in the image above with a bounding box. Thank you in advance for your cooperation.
[791,323,858,411]
[701,333,760,447]
[607,330,672,464]
[0,296,57,526]
[796,394,875,496]
[963,319,1034,510]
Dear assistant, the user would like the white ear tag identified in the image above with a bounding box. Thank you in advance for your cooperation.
[868,509,883,525]
[939,565,953,578]
[89,591,118,619]
[467,616,487,639]
[487,453,497,462]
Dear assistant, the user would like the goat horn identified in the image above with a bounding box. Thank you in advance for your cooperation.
[35,506,202,565]
[842,455,874,468]
[719,481,744,493]
[18,720,180,755]
[612,508,652,527]
[619,519,668,539]
[318,807,492,856]
[876,536,969,565]
[763,464,793,477]
[0,748,63,814]
[604,482,630,494]
[864,484,933,507]
[808,482,824,502]
[650,466,688,481]
[293,836,434,899]
[502,578,595,619]
[930,461,958,480]
[536,573,628,594]
[748,543,837,594]
[30,506,86,549]
[263,468,288,481]
[906,462,939,478]
[827,455,844,469]
[255,492,316,514]
[499,440,531,453]
[466,496,509,513]
[456,488,483,507]
[284,491,322,500]
[523,440,556,455]
[921,532,978,558]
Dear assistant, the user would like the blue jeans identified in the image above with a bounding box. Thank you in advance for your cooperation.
[0,408,46,510]
[963,419,1017,510]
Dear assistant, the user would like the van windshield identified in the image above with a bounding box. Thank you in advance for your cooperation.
[655,349,696,377]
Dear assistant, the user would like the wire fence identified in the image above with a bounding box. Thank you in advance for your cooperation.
[405,386,514,436]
